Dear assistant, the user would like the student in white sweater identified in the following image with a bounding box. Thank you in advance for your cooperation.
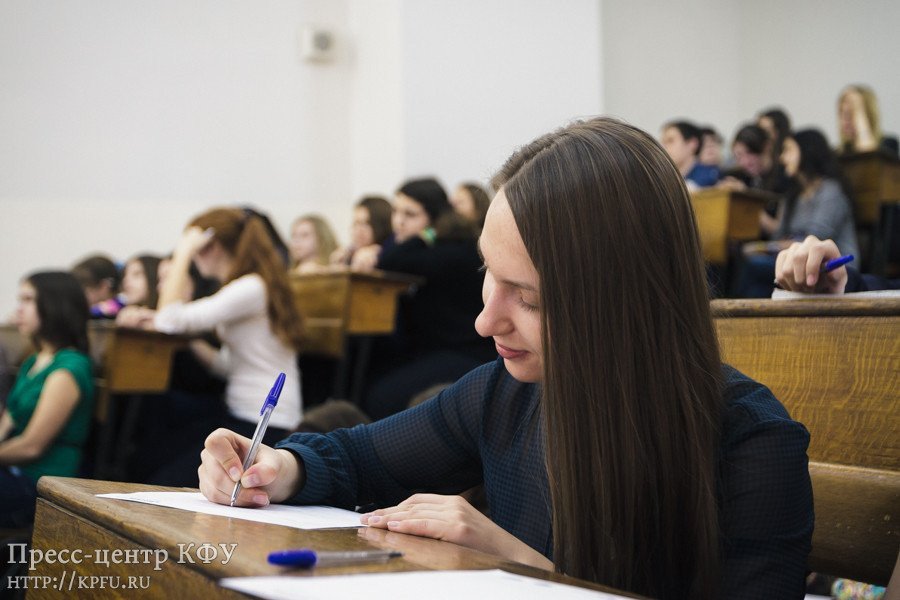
[131,207,304,486]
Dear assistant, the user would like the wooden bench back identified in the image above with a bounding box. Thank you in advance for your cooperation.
[713,298,900,471]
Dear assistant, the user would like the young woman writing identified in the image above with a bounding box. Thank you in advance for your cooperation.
[197,119,813,599]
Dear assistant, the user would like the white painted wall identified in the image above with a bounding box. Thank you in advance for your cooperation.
[0,0,604,319]
[602,0,900,146]
[602,0,743,140]
[0,0,355,318]
[737,0,900,142]
[399,0,603,189]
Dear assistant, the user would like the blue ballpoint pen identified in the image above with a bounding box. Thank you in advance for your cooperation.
[230,372,286,507]
[822,254,854,273]
[267,549,402,568]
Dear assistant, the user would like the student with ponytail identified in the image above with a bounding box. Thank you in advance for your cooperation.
[135,207,304,486]
[197,120,812,598]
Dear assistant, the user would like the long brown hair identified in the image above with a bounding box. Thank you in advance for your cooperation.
[492,118,723,599]
[190,207,303,351]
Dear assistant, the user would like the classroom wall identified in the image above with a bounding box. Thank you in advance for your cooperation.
[0,0,604,319]
[601,0,744,142]
[738,0,900,142]
[602,0,900,147]
[398,0,603,188]
[0,0,355,318]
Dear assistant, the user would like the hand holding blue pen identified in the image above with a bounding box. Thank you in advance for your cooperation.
[774,236,854,294]
[230,373,286,507]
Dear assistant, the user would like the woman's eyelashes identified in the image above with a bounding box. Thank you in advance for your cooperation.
[517,297,539,313]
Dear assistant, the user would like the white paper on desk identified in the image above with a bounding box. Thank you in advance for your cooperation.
[219,569,633,600]
[96,492,362,530]
[771,288,900,299]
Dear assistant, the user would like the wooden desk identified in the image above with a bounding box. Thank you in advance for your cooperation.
[29,477,639,599]
[712,297,900,470]
[290,269,421,359]
[690,188,774,265]
[839,151,900,226]
[0,322,186,399]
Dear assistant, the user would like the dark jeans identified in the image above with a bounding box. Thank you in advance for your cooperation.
[735,253,778,298]
[0,467,37,528]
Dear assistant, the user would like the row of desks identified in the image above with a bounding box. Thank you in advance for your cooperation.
[691,150,900,267]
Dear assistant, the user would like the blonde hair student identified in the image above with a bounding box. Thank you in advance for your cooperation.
[288,213,338,273]
[197,119,813,599]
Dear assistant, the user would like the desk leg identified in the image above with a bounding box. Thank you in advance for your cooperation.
[349,337,373,406]
[93,394,144,482]
[110,394,144,481]
[93,392,117,480]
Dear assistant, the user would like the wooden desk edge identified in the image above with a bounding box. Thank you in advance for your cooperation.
[711,297,900,317]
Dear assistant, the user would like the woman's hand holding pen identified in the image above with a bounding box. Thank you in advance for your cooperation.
[360,494,553,571]
[775,235,849,294]
[198,428,304,507]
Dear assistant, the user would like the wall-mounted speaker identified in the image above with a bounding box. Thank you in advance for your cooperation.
[299,25,336,63]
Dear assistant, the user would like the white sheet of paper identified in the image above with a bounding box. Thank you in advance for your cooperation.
[96,492,362,530]
[771,288,900,299]
[219,569,633,600]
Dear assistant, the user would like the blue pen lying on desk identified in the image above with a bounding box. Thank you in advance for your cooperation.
[230,372,286,507]
[267,549,402,568]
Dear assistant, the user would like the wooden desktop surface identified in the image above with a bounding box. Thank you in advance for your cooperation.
[690,188,774,265]
[290,269,422,359]
[30,477,641,599]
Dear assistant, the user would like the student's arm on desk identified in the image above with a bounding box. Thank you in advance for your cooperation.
[360,494,553,571]
[198,428,304,507]
[0,370,80,464]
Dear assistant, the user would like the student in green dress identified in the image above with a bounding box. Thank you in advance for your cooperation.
[0,271,94,527]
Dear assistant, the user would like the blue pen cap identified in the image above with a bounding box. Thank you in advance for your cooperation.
[262,372,286,414]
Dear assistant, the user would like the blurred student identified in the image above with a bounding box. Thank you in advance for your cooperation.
[120,254,161,307]
[361,178,496,419]
[0,272,94,527]
[331,196,395,270]
[660,120,719,190]
[838,84,899,156]
[71,254,124,319]
[698,126,724,168]
[449,182,492,228]
[288,214,338,274]
[756,107,792,161]
[125,207,304,486]
[775,235,898,293]
[737,129,859,297]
